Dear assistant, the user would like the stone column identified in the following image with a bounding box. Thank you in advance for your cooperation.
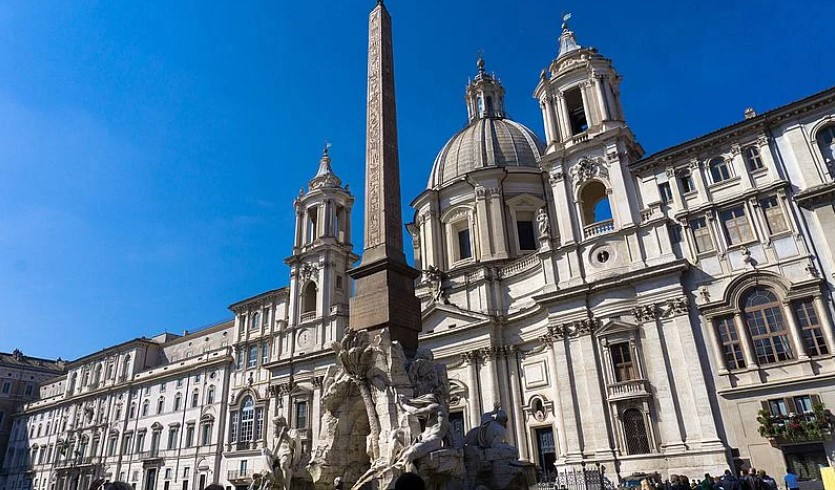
[479,347,501,411]
[574,322,613,458]
[704,316,730,375]
[541,331,571,459]
[782,301,810,360]
[813,295,835,352]
[474,187,494,259]
[666,166,685,212]
[463,351,481,429]
[641,312,686,451]
[557,94,571,141]
[733,312,758,368]
[550,171,575,245]
[594,76,609,122]
[506,346,529,460]
[311,377,323,444]
[488,188,509,259]
[690,159,709,205]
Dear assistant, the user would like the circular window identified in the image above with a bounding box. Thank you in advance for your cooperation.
[210,371,217,380]
[596,250,610,263]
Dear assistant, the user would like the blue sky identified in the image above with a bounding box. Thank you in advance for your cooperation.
[0,0,831,360]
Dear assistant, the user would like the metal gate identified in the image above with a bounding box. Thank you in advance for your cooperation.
[537,465,612,490]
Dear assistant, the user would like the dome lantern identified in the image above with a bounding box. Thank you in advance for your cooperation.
[465,55,506,122]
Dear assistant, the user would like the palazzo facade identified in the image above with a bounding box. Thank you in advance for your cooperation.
[4,15,835,490]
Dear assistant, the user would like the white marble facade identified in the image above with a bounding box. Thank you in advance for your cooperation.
[5,16,835,490]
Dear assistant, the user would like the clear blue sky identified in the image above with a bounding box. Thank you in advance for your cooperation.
[0,0,831,360]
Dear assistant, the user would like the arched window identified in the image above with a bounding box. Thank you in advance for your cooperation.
[206,386,215,405]
[622,409,650,455]
[251,312,260,331]
[173,393,182,411]
[816,124,835,166]
[69,374,78,394]
[708,157,731,183]
[128,403,136,419]
[94,365,103,386]
[191,389,200,408]
[580,181,612,226]
[157,397,165,415]
[240,396,255,441]
[743,287,794,364]
[743,146,764,171]
[82,372,90,388]
[141,400,149,417]
[302,282,317,314]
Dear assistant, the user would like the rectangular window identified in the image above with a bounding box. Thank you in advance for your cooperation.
[247,346,258,369]
[335,275,343,290]
[201,424,212,445]
[122,434,132,455]
[254,407,264,441]
[669,223,682,244]
[24,384,34,397]
[184,424,194,447]
[295,401,308,430]
[168,428,179,449]
[793,299,829,356]
[794,395,814,414]
[229,412,239,443]
[610,343,637,382]
[1,381,10,395]
[715,316,745,370]
[719,206,754,245]
[135,433,145,453]
[160,382,166,392]
[565,87,588,135]
[165,469,172,480]
[107,437,117,457]
[240,460,248,473]
[760,196,789,235]
[679,172,695,193]
[457,228,472,260]
[768,398,789,416]
[517,219,536,251]
[690,217,714,253]
[658,182,673,204]
[236,348,244,371]
[183,467,190,479]
[261,342,270,364]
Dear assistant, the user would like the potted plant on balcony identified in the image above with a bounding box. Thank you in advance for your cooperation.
[758,400,835,446]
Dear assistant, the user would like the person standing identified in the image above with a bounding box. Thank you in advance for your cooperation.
[784,468,800,490]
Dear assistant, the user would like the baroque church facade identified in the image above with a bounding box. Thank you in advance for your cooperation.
[4,12,835,490]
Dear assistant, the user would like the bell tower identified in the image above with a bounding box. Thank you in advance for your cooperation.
[534,14,649,284]
[286,147,358,347]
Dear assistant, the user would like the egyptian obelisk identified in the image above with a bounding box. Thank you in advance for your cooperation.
[349,0,421,355]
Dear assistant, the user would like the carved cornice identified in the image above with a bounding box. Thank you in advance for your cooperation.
[662,297,690,318]
[631,305,657,323]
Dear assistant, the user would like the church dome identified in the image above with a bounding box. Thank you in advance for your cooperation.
[428,117,545,189]
[427,58,545,189]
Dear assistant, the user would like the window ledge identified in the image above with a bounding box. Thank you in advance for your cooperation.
[750,167,769,176]
[708,176,741,190]
[683,190,699,198]
[724,239,760,252]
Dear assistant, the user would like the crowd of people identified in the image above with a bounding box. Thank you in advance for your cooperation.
[643,468,801,490]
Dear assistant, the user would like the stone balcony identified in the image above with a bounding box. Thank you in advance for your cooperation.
[583,219,615,239]
[606,379,651,401]
[228,469,256,482]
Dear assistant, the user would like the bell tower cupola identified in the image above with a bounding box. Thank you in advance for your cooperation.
[465,56,506,122]
[285,146,357,349]
[534,14,634,151]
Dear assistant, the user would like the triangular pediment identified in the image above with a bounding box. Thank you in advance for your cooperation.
[505,193,546,209]
[595,318,639,336]
[421,303,490,334]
